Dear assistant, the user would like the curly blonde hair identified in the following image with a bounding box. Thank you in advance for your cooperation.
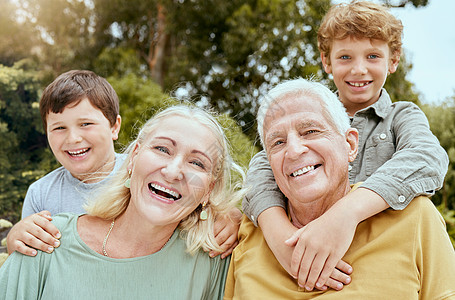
[318,1,403,65]
[85,105,245,255]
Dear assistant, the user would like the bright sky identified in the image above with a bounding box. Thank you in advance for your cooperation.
[334,0,455,104]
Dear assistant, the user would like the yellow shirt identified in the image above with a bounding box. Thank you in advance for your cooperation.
[224,196,455,299]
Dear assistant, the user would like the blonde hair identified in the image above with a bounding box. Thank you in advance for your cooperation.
[318,0,403,65]
[85,105,245,254]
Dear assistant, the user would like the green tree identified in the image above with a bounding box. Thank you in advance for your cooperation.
[422,98,455,211]
[0,61,56,222]
[421,97,455,245]
[12,0,95,81]
[0,0,38,66]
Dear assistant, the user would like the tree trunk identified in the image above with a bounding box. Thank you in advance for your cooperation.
[148,2,168,87]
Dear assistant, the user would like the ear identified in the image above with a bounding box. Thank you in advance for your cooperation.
[345,128,359,163]
[388,52,400,74]
[321,53,332,74]
[128,142,141,171]
[111,115,122,141]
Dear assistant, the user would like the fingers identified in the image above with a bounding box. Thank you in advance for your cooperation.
[290,233,307,278]
[324,278,344,291]
[21,231,60,254]
[37,210,53,221]
[313,255,339,290]
[211,225,238,258]
[336,259,353,275]
[33,215,61,240]
[6,212,61,256]
[220,240,238,259]
[284,229,301,246]
[9,239,38,257]
[314,262,352,291]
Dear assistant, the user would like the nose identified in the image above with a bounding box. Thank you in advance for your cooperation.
[351,58,367,75]
[161,156,184,181]
[285,133,308,160]
[67,128,82,144]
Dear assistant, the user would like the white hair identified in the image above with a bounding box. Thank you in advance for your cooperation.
[256,78,350,148]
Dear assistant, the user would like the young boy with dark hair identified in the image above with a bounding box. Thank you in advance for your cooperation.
[8,70,240,258]
[243,0,449,292]
[7,70,123,256]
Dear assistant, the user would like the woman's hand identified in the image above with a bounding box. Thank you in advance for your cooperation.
[6,211,61,256]
[209,207,242,259]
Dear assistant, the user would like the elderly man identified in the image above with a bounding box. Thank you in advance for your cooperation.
[224,79,455,299]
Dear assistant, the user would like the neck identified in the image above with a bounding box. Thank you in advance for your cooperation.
[289,182,351,228]
[109,213,176,258]
[75,153,116,184]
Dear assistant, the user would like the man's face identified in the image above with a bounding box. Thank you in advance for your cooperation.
[263,93,357,210]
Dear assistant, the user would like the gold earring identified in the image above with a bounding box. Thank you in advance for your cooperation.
[124,169,132,188]
[200,202,208,220]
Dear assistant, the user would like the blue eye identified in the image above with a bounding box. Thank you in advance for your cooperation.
[81,123,93,127]
[367,54,379,59]
[340,55,350,60]
[191,160,205,169]
[155,146,170,154]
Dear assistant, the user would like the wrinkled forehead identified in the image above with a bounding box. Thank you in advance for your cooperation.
[263,93,335,134]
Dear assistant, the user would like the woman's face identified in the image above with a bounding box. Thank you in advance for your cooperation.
[128,115,219,227]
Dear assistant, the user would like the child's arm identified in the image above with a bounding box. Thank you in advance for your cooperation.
[285,187,388,290]
[358,102,448,210]
[210,207,242,259]
[242,150,286,224]
[6,211,61,256]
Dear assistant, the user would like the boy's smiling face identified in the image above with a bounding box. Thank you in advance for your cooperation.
[322,37,399,116]
[46,98,121,183]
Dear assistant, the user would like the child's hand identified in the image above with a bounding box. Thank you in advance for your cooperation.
[285,207,357,291]
[210,207,242,259]
[6,211,61,256]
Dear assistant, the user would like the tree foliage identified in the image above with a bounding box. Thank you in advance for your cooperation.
[0,61,57,222]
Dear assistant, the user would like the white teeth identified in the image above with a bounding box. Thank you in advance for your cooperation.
[349,82,368,87]
[291,165,314,177]
[150,183,180,198]
[67,148,89,156]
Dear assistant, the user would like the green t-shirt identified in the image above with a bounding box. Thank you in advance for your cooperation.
[0,213,230,299]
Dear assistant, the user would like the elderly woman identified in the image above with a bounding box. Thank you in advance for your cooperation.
[0,105,244,299]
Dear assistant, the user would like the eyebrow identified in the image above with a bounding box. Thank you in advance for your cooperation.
[154,136,213,163]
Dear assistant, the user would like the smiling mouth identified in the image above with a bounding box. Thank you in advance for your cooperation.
[149,183,182,201]
[347,81,372,87]
[67,148,90,157]
[290,164,321,177]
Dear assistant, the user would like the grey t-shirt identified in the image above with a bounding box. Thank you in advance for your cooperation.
[22,153,125,218]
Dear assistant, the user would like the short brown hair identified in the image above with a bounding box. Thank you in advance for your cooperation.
[317,1,403,65]
[40,70,119,129]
